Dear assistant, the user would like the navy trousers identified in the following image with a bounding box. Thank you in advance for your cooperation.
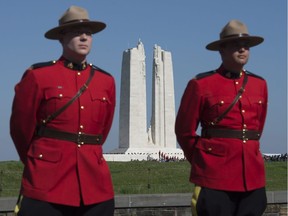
[18,196,114,216]
[196,187,267,216]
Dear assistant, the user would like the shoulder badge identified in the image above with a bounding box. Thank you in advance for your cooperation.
[28,60,56,70]
[90,64,112,76]
[195,70,216,80]
[245,70,264,80]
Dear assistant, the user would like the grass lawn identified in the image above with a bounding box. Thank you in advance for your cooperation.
[0,160,286,197]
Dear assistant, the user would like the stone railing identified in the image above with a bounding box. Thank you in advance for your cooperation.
[0,191,287,216]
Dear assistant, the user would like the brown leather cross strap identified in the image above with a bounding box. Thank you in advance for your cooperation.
[42,67,95,125]
[36,126,102,145]
[201,128,261,140]
[209,73,248,126]
[35,66,105,145]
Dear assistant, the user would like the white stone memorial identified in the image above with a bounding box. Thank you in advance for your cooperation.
[105,40,184,161]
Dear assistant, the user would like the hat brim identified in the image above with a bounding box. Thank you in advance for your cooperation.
[206,35,264,51]
[45,21,106,40]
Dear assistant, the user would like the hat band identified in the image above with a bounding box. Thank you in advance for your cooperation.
[60,19,90,26]
[222,33,249,39]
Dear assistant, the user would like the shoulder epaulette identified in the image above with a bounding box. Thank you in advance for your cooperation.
[29,60,56,70]
[21,60,56,80]
[91,64,112,76]
[245,70,265,80]
[195,70,216,80]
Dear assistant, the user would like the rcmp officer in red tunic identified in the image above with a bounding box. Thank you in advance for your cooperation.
[175,20,268,216]
[10,6,115,216]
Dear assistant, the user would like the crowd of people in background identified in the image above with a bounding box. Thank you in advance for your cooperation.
[154,152,288,163]
[157,151,185,162]
[263,153,287,162]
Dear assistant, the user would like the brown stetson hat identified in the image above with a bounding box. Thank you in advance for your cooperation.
[45,5,106,40]
[206,20,264,51]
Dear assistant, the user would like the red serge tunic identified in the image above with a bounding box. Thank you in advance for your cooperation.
[175,66,268,191]
[10,57,116,206]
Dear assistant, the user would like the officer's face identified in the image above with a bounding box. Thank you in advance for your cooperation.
[60,26,93,62]
[220,40,250,69]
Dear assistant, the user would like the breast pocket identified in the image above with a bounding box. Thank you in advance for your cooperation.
[203,96,234,120]
[43,88,74,120]
[247,96,265,119]
[89,91,112,124]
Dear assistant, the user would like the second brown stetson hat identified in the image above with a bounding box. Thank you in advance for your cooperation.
[206,20,264,51]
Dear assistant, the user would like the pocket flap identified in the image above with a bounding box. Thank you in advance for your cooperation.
[90,91,111,103]
[44,88,72,100]
[195,139,227,156]
[28,145,61,162]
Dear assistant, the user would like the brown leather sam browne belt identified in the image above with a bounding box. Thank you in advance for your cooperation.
[201,128,261,141]
[36,126,102,145]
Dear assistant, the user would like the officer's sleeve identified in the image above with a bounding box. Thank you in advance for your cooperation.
[175,79,202,163]
[101,76,116,144]
[10,70,41,164]
[259,79,268,132]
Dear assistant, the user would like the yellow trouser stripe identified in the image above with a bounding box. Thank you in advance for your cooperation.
[14,194,23,215]
[191,185,201,216]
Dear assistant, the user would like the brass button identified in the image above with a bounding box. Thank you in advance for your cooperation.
[59,94,63,98]
[39,154,43,158]
[208,147,212,151]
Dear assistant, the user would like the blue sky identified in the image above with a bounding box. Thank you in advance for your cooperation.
[0,1,287,161]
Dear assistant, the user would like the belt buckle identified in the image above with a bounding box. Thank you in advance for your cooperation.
[242,129,248,143]
[77,132,85,145]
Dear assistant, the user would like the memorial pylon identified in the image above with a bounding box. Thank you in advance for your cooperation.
[108,40,183,160]
[149,44,176,148]
[118,40,148,150]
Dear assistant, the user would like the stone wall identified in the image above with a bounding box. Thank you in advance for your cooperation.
[0,192,287,216]
[114,205,288,216]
